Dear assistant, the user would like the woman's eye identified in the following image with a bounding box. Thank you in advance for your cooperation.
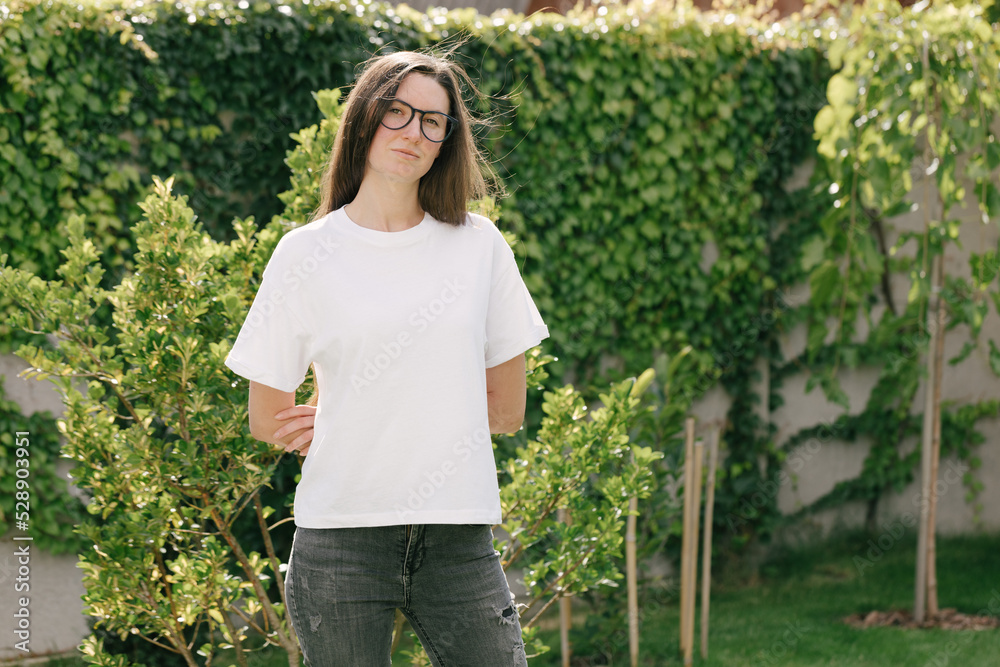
[424,116,440,127]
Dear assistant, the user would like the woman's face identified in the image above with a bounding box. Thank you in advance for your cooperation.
[365,73,451,187]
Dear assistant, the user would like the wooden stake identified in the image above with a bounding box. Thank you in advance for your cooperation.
[679,417,695,656]
[685,440,704,667]
[626,495,639,667]
[558,508,572,667]
[701,428,720,659]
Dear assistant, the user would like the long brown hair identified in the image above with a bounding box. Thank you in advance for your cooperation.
[311,50,493,226]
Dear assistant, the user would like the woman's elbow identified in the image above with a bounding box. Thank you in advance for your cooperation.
[248,404,282,444]
[248,414,270,443]
[490,410,525,434]
[247,381,295,444]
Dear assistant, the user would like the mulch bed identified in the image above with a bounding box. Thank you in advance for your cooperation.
[843,608,1000,631]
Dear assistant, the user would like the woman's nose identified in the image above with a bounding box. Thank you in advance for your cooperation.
[402,117,423,141]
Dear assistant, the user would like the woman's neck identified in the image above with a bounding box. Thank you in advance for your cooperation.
[345,177,424,232]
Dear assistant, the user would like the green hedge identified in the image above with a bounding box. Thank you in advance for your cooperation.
[1,0,827,554]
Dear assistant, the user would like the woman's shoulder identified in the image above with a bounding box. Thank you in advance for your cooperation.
[461,211,493,228]
[271,212,340,252]
[442,212,520,270]
[445,211,507,242]
[280,211,338,240]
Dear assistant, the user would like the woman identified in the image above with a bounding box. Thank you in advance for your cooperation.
[225,50,548,665]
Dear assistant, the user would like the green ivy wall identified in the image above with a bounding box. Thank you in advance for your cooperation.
[3,0,998,566]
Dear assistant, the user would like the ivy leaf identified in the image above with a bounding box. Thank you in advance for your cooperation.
[827,74,857,110]
[800,235,826,272]
[809,260,841,306]
[980,181,1000,221]
[815,106,840,160]
[986,142,1000,171]
[806,319,829,359]
[989,340,1000,378]
[866,158,893,208]
[857,234,884,274]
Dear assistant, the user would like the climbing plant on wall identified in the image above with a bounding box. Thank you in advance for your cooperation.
[1,0,830,558]
[796,0,1000,606]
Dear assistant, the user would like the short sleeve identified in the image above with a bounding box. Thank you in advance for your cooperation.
[224,253,312,393]
[484,242,549,369]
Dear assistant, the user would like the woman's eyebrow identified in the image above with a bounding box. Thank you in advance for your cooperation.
[395,98,450,115]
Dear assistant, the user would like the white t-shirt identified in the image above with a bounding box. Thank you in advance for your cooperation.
[224,207,549,528]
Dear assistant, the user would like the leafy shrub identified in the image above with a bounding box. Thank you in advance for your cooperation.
[0,85,662,663]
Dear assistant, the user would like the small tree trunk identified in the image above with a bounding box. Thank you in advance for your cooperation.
[560,507,576,667]
[915,250,942,624]
[625,500,638,667]
[219,595,249,667]
[914,33,936,625]
[926,256,947,618]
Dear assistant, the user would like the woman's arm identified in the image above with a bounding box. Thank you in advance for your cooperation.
[485,353,527,434]
[248,380,316,455]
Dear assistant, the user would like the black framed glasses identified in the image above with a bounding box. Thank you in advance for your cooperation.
[378,97,457,143]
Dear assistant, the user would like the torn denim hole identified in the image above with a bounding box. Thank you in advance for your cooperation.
[495,602,518,626]
[309,614,322,632]
[513,639,528,667]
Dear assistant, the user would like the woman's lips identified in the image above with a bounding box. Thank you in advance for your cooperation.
[393,148,419,159]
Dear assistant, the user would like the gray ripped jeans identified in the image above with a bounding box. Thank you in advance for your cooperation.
[285,523,528,666]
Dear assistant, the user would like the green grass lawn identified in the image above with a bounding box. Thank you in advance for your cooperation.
[529,529,1000,666]
[36,531,1000,666]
